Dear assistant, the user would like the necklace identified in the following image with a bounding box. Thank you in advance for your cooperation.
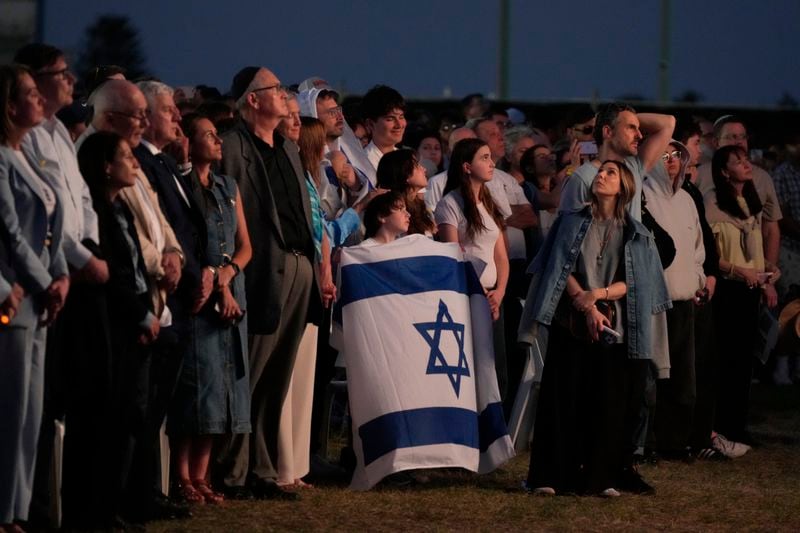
[594,219,616,265]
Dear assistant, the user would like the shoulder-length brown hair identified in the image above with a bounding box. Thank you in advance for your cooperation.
[711,145,762,220]
[590,159,635,223]
[0,64,32,145]
[444,138,505,240]
[298,116,326,185]
[376,148,434,235]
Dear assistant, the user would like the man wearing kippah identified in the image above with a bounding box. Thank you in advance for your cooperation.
[214,66,321,502]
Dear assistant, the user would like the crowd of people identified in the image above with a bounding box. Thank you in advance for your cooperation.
[2,42,800,531]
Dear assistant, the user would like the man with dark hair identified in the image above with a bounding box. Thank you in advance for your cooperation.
[361,85,406,171]
[695,115,782,270]
[214,66,323,501]
[556,102,674,494]
[15,42,111,529]
[559,102,675,222]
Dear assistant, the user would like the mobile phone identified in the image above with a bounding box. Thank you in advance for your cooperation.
[695,288,709,305]
[601,325,621,345]
[757,272,773,285]
[578,141,598,156]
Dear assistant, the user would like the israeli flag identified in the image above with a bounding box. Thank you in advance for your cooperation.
[333,234,514,490]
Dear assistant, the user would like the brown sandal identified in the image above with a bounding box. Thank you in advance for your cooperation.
[193,479,224,505]
[175,479,205,505]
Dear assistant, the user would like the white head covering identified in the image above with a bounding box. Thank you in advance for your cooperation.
[297,78,377,186]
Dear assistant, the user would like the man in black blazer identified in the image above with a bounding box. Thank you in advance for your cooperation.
[133,80,213,516]
[214,66,321,501]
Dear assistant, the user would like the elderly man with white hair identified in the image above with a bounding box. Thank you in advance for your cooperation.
[213,66,324,502]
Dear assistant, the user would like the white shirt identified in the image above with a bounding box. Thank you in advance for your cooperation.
[365,141,397,177]
[24,117,99,268]
[490,169,528,260]
[425,170,512,220]
[434,191,500,288]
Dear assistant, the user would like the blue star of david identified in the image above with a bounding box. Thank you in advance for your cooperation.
[414,299,470,397]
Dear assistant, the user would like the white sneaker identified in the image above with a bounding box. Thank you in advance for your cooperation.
[600,488,621,498]
[711,433,751,459]
[532,486,556,496]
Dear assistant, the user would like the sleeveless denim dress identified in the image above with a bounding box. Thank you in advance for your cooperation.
[168,173,250,435]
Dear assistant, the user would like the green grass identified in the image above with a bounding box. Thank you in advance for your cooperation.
[150,384,800,532]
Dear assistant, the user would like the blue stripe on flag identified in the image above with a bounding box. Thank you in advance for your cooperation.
[478,402,508,452]
[337,255,483,309]
[358,407,479,466]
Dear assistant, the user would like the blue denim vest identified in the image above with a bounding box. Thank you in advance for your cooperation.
[518,207,671,359]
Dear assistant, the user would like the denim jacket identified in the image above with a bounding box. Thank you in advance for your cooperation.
[518,207,672,360]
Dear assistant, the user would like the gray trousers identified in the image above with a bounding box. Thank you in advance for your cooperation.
[0,324,46,523]
[217,253,313,486]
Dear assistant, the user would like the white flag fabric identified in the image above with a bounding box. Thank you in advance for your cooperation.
[333,234,515,490]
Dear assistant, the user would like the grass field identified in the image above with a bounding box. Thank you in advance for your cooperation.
[150,383,800,532]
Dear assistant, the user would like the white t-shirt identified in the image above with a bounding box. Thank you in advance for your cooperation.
[425,169,512,219]
[434,191,500,288]
[491,168,528,260]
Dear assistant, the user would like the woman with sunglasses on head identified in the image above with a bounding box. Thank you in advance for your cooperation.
[519,160,670,497]
[0,64,71,532]
[705,145,780,448]
[166,112,252,505]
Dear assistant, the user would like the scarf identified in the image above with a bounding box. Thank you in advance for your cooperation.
[705,193,761,263]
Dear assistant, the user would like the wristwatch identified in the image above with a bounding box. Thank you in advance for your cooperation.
[230,261,241,276]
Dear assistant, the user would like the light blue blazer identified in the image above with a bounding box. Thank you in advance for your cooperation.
[0,144,68,328]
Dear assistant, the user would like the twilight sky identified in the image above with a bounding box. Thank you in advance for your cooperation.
[42,0,800,107]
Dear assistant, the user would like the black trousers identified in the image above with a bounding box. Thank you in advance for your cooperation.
[503,259,530,419]
[688,301,718,450]
[655,300,697,453]
[29,283,117,529]
[527,323,648,494]
[713,277,760,441]
[309,306,338,455]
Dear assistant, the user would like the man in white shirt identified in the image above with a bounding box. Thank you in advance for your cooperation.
[16,42,111,529]
[18,44,107,282]
[361,85,406,174]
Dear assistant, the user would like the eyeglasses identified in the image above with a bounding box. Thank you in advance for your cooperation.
[720,133,749,142]
[495,120,512,129]
[535,153,556,161]
[661,150,681,162]
[250,83,287,95]
[35,67,72,80]
[319,105,343,119]
[439,123,461,133]
[108,110,148,123]
[572,125,594,135]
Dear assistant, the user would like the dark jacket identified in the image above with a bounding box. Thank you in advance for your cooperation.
[134,144,207,324]
[218,118,320,334]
